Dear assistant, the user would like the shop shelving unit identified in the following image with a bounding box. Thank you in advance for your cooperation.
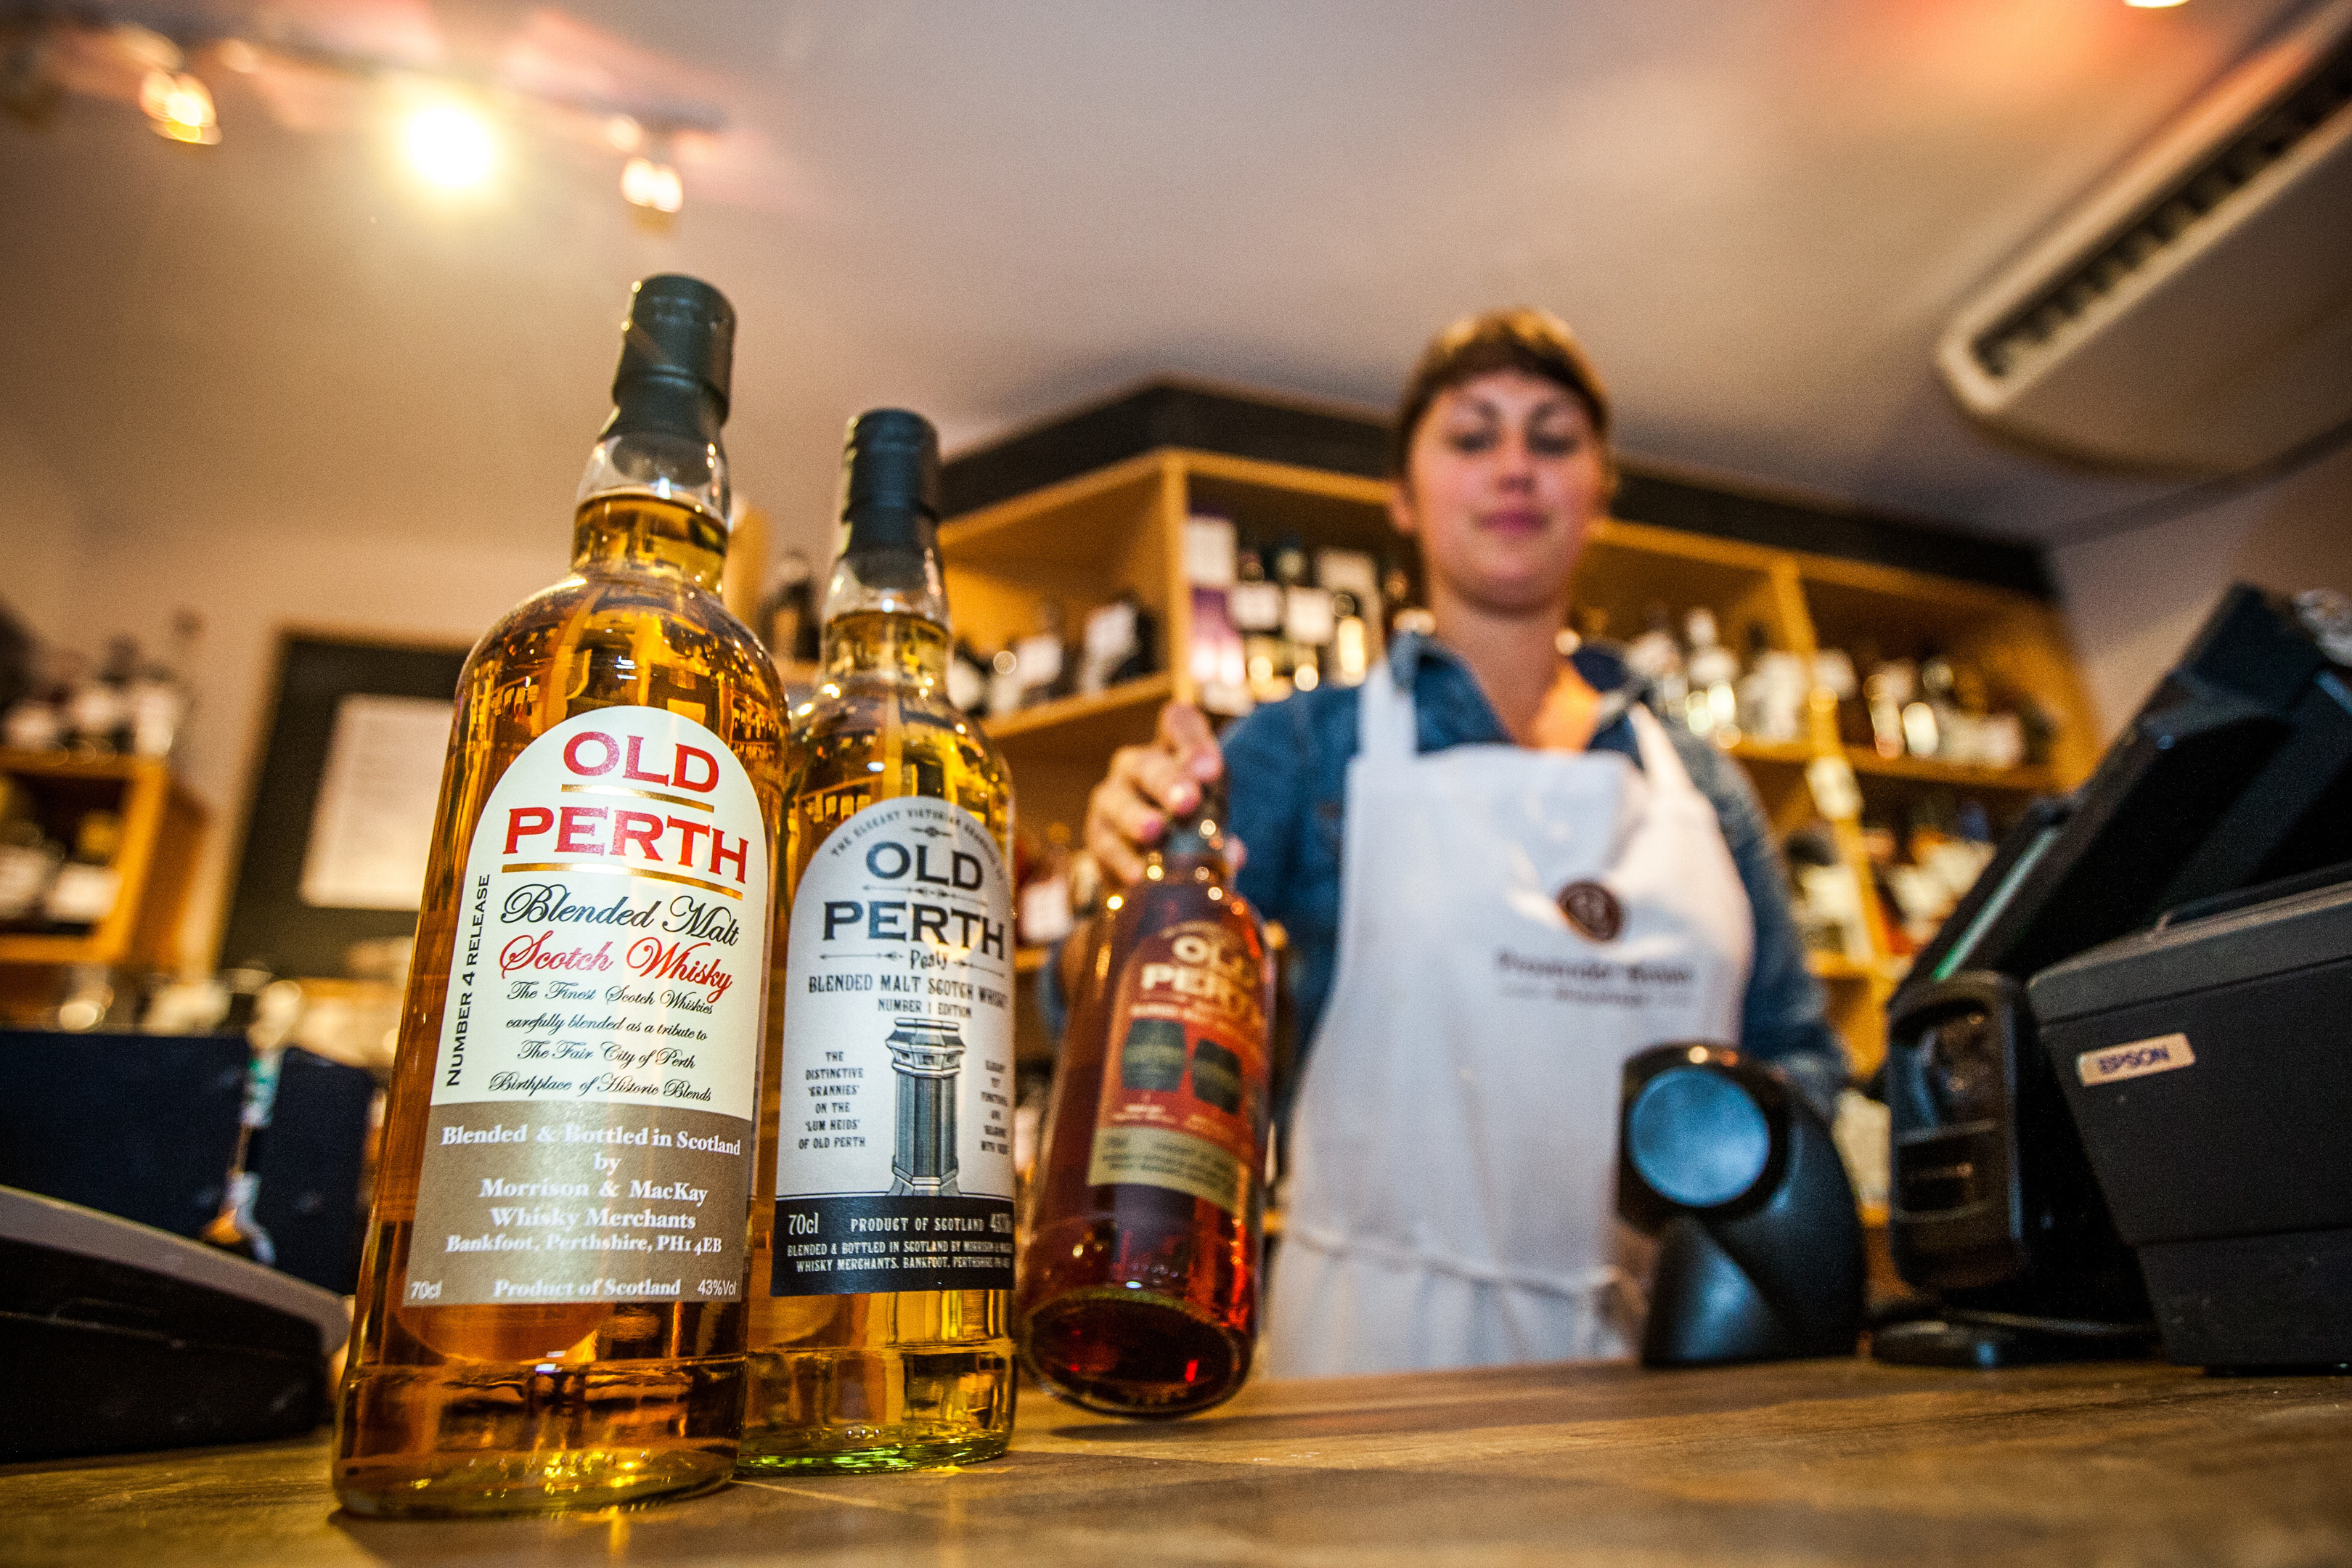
[938,448,2097,1077]
[0,751,207,1015]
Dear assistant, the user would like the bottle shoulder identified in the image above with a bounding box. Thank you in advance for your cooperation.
[1098,874,1265,953]
[787,681,1008,769]
[467,569,783,711]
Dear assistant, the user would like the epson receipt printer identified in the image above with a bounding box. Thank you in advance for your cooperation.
[2029,869,2352,1371]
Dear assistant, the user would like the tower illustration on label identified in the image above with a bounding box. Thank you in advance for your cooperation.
[886,1021,965,1196]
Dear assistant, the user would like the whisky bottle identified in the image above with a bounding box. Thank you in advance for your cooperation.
[741,409,1018,1472]
[334,276,783,1516]
[1016,780,1273,1417]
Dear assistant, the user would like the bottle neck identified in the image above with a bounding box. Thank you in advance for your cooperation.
[1146,809,1233,884]
[823,610,952,692]
[568,398,732,592]
[819,500,952,682]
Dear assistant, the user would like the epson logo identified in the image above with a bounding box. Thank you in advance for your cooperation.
[2077,1032,2197,1087]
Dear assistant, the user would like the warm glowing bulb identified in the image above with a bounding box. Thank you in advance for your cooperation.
[404,102,496,189]
[2124,0,2188,7]
[621,155,684,213]
[140,68,219,144]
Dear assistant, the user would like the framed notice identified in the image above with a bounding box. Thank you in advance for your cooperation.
[218,633,471,977]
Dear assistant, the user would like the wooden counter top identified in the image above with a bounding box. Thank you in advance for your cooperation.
[4,1357,2348,1566]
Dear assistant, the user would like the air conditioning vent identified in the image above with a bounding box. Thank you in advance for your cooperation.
[1939,0,2352,477]
[1972,30,2352,384]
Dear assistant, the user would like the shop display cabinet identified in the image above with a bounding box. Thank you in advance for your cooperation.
[0,751,206,1013]
[934,385,2099,1081]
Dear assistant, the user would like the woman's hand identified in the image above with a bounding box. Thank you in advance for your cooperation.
[1084,701,1238,886]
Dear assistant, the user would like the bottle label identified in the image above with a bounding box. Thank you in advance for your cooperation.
[772,796,1016,1296]
[1087,919,1267,1214]
[405,710,771,1309]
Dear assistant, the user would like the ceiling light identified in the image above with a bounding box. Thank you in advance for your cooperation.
[2124,0,2189,8]
[404,101,496,189]
[621,154,683,214]
[139,68,219,145]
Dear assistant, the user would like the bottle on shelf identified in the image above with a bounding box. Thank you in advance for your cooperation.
[1229,544,1283,634]
[1683,608,1740,743]
[1078,592,1156,696]
[1812,647,1869,750]
[127,610,200,759]
[1330,591,1371,686]
[762,547,822,670]
[984,644,1024,716]
[1281,586,1333,695]
[62,643,131,756]
[1228,543,1290,702]
[41,808,123,930]
[1739,621,1809,746]
[1857,817,1914,957]
[1782,822,1871,964]
[1379,555,1427,643]
[1011,602,1074,709]
[947,638,990,715]
[1863,656,1914,759]
[334,275,783,1516]
[1,690,61,752]
[49,963,123,1032]
[0,777,61,928]
[1625,602,1685,724]
[1183,515,1251,717]
[1017,777,1273,1417]
[746,408,1018,1474]
[1017,821,1077,949]
[1315,546,1383,682]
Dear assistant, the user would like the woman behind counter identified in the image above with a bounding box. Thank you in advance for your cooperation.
[1082,308,1845,1378]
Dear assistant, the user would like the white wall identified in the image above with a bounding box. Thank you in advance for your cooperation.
[5,488,554,973]
[0,420,99,657]
[2049,441,2352,740]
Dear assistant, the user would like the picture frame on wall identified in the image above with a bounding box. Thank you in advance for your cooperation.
[216,631,470,979]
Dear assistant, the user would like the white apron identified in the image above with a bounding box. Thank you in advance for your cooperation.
[1261,661,1753,1376]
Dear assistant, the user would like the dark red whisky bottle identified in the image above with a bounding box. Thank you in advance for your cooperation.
[1016,782,1273,1416]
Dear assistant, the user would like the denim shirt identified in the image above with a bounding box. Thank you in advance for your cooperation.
[1220,632,1847,1119]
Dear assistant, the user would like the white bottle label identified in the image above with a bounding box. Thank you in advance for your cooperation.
[404,709,772,1310]
[772,796,1017,1296]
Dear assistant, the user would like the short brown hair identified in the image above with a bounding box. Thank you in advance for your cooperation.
[1389,308,1612,476]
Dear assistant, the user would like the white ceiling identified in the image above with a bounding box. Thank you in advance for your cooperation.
[0,0,2316,568]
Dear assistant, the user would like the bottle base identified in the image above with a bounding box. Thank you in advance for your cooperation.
[733,1432,1010,1474]
[735,1341,1016,1474]
[335,1355,744,1518]
[1022,1288,1249,1418]
[335,1447,735,1519]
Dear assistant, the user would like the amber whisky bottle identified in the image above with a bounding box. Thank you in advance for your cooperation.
[739,409,1019,1472]
[1017,781,1274,1416]
[334,276,783,1516]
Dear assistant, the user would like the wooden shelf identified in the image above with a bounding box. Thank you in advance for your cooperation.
[1724,737,1816,768]
[983,673,1175,751]
[1844,747,2059,793]
[931,444,2100,1083]
[0,750,205,974]
[1808,952,1877,984]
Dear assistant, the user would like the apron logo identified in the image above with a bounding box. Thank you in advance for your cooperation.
[1557,880,1624,942]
